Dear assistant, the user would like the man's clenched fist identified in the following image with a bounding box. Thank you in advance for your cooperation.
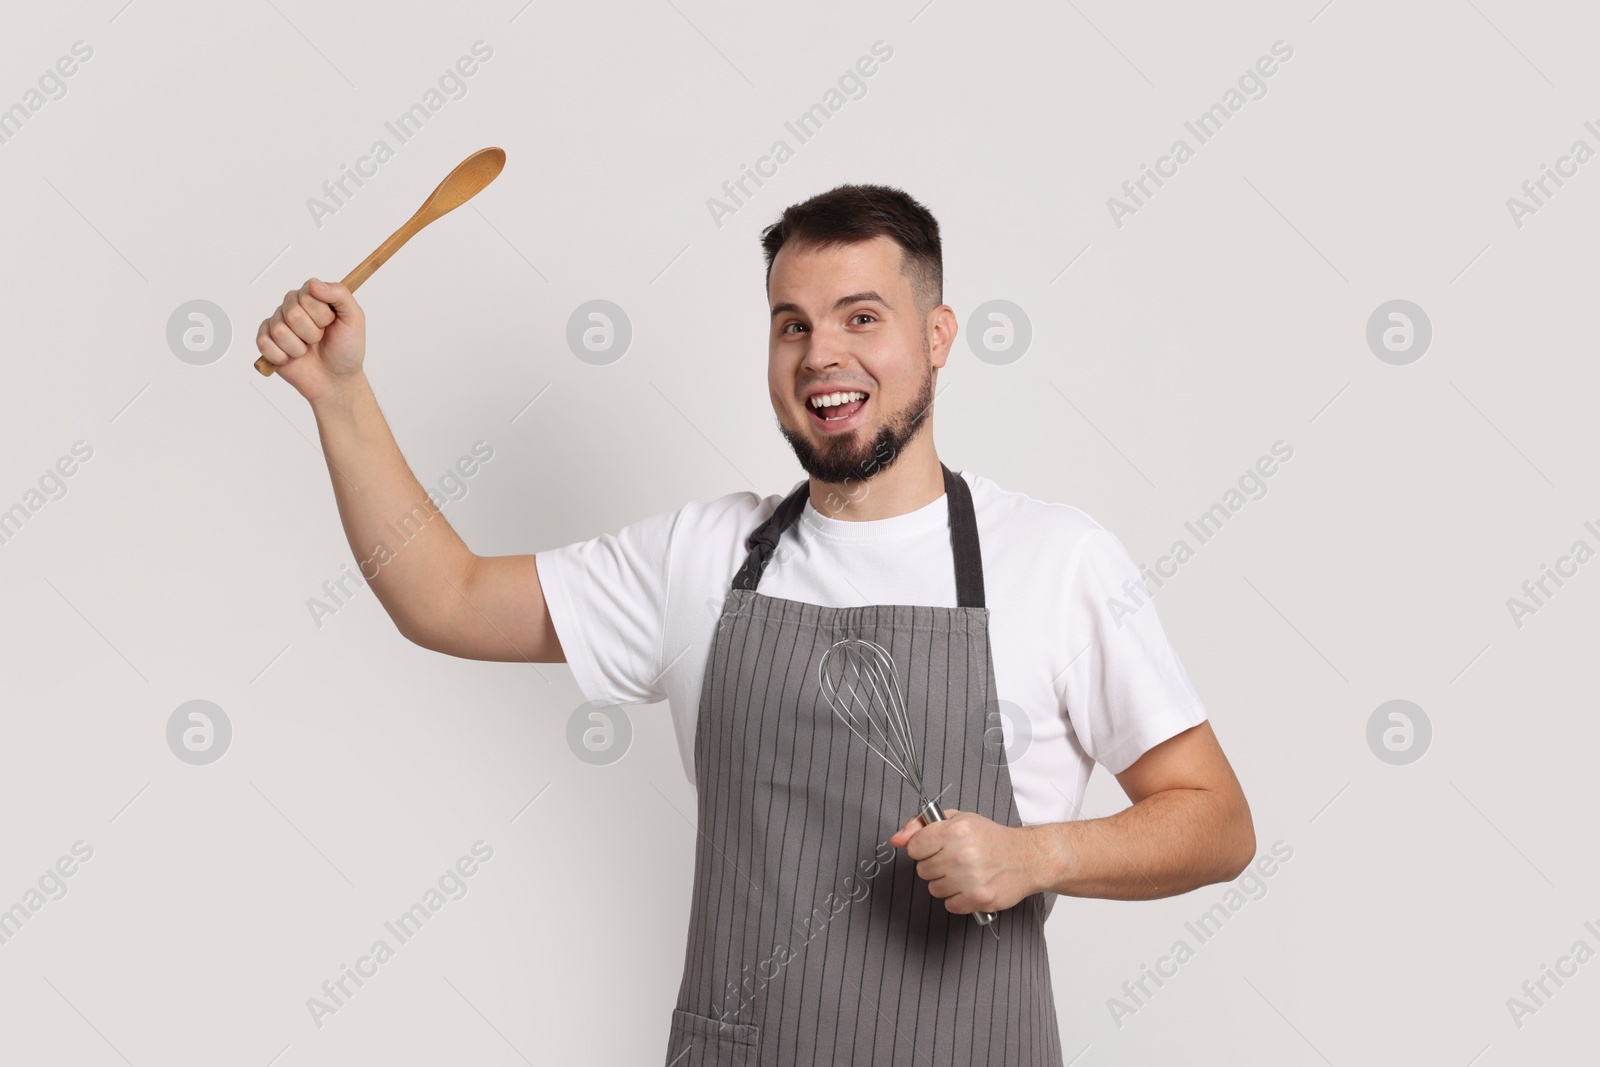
[890,807,1048,917]
[256,278,365,402]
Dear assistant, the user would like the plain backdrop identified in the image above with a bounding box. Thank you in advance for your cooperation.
[2,1,1597,1063]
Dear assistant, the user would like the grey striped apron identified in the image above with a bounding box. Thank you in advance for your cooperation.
[665,464,1063,1066]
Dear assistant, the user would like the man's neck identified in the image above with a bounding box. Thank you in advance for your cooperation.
[807,442,947,522]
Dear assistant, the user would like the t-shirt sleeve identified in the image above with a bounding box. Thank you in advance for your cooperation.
[1058,527,1208,775]
[534,504,681,708]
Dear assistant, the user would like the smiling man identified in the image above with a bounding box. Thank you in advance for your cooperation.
[256,183,1254,1066]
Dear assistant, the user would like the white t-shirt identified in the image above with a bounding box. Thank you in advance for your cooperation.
[535,470,1208,826]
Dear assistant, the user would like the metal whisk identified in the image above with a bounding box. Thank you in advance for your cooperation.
[818,637,997,927]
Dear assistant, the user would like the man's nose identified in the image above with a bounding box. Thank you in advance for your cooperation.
[802,327,847,371]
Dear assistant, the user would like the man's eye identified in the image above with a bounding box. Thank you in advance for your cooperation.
[782,322,807,334]
[851,313,876,325]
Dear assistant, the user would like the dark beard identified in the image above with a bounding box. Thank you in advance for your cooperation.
[778,363,935,487]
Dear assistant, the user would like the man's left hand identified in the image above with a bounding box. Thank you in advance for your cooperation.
[890,809,1046,916]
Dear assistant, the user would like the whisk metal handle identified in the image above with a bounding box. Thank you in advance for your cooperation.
[918,798,997,927]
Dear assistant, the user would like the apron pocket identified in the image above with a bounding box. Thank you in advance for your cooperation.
[665,1008,759,1067]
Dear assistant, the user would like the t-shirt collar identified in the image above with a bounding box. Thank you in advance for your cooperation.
[798,486,950,543]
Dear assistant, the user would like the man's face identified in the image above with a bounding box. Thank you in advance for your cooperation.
[767,235,950,486]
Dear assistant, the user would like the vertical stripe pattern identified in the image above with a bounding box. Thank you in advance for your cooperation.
[665,470,1063,1066]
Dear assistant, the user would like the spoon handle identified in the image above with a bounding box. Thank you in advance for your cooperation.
[253,148,504,377]
[341,215,422,295]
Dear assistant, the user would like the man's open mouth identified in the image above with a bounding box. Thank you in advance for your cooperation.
[807,390,868,424]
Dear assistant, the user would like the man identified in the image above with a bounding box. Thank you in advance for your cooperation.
[256,183,1254,1065]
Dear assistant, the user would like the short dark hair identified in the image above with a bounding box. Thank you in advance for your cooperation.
[760,183,943,316]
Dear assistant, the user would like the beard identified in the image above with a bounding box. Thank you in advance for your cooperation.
[778,360,935,487]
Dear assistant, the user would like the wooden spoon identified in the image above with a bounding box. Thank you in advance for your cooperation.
[254,146,507,376]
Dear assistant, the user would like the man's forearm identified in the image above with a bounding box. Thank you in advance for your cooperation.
[309,371,472,644]
[1027,787,1254,901]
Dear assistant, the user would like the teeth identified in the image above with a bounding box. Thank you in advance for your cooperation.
[808,391,866,409]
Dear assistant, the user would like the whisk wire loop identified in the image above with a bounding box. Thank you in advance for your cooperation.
[817,635,1000,931]
[818,638,928,798]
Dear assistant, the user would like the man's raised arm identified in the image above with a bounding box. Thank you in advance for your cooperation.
[255,278,564,663]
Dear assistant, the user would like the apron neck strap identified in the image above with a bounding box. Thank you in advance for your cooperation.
[944,463,987,609]
[731,462,986,608]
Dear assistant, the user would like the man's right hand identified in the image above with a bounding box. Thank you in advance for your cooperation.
[255,278,365,403]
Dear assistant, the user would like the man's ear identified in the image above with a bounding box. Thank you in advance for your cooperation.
[928,305,958,369]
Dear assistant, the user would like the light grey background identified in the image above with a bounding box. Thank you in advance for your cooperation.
[2,0,1595,1063]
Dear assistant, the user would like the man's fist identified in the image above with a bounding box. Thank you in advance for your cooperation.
[255,278,365,402]
[890,808,1047,916]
